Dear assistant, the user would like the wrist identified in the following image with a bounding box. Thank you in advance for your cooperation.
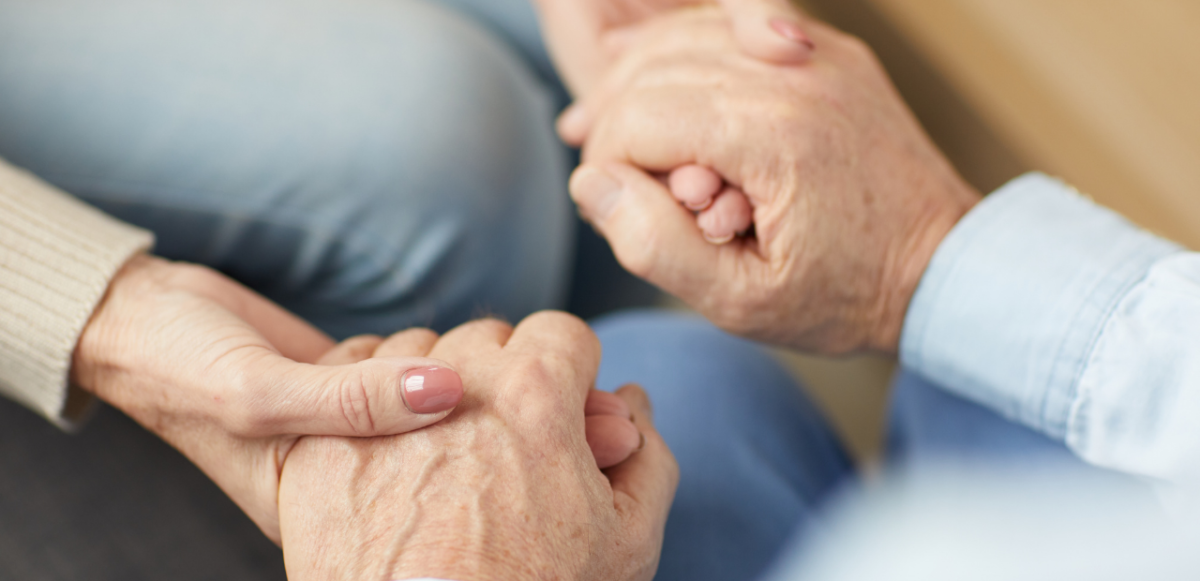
[70,252,167,393]
[868,174,981,354]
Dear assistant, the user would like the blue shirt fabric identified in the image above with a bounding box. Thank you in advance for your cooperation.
[902,172,1200,498]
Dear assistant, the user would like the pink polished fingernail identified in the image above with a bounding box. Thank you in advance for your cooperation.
[770,18,815,50]
[401,367,463,414]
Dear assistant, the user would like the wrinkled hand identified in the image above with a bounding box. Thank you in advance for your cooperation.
[279,313,679,581]
[535,0,813,102]
[569,8,982,354]
[71,254,464,542]
[316,328,644,469]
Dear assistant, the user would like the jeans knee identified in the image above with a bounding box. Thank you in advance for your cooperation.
[277,1,574,335]
[0,0,573,337]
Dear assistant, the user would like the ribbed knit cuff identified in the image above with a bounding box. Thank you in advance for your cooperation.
[0,159,154,430]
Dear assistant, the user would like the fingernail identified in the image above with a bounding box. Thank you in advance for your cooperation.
[685,197,713,212]
[636,432,646,452]
[571,167,624,223]
[703,231,736,245]
[401,367,463,414]
[770,18,815,50]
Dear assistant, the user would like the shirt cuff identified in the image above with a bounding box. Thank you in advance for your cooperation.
[899,172,1183,440]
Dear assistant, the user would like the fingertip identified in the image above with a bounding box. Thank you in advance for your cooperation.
[557,104,590,146]
[730,10,814,65]
[316,334,385,365]
[374,327,440,358]
[669,165,724,210]
[697,187,754,244]
[586,414,641,469]
[615,383,654,424]
[399,364,464,415]
[768,18,815,51]
[585,163,724,296]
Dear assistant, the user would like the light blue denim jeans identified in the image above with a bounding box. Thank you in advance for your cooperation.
[0,0,573,338]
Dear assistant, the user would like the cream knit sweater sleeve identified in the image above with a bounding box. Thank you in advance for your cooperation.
[0,158,153,429]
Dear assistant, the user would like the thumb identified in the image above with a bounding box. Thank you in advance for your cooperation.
[221,353,464,437]
[606,385,679,538]
[718,0,814,63]
[569,162,722,299]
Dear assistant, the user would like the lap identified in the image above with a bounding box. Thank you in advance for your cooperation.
[886,369,1149,493]
[0,0,573,337]
[593,311,853,581]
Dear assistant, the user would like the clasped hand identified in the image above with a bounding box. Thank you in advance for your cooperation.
[72,256,648,546]
[566,7,982,354]
[279,313,678,581]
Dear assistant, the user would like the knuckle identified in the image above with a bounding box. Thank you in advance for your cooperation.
[375,328,438,358]
[507,356,556,394]
[526,311,595,344]
[343,335,384,359]
[336,368,376,435]
[465,317,514,338]
[500,357,571,421]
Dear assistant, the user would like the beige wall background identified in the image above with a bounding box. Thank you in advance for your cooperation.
[776,0,1200,464]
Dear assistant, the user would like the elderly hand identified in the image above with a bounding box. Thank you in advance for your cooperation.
[535,0,813,100]
[568,8,982,355]
[70,254,464,542]
[278,312,679,581]
[315,327,645,469]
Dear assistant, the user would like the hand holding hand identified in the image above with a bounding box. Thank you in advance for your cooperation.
[71,254,464,541]
[316,327,645,469]
[279,313,678,581]
[569,8,981,354]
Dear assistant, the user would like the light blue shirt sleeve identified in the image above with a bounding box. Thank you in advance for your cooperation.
[900,172,1200,495]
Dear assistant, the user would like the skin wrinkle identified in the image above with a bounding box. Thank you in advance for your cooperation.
[336,366,375,435]
[571,8,982,356]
